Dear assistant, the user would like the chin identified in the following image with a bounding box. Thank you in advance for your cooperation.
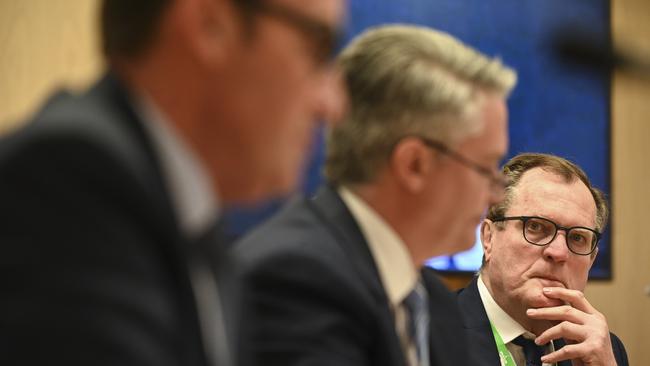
[528,295,564,309]
[525,286,565,309]
[457,230,478,253]
[234,175,299,204]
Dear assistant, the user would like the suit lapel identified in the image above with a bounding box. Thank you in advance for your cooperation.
[459,278,574,366]
[421,268,470,366]
[91,73,220,365]
[308,185,387,302]
[307,185,406,366]
[457,277,502,366]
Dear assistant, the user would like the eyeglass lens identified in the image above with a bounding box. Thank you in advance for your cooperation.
[523,217,596,254]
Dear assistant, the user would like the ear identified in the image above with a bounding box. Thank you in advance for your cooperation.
[481,219,494,263]
[175,0,241,68]
[390,137,436,194]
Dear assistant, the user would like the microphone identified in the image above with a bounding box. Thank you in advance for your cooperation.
[553,30,650,78]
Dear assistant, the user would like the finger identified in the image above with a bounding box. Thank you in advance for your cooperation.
[540,343,586,364]
[526,305,586,324]
[541,287,595,313]
[535,321,588,346]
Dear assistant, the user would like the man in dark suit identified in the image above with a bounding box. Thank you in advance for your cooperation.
[458,153,629,365]
[0,0,345,365]
[234,24,517,366]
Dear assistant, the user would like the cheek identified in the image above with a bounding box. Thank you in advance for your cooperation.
[566,259,592,290]
[491,240,534,281]
[446,171,477,211]
[456,171,492,211]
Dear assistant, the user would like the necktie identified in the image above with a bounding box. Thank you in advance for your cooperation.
[190,220,233,366]
[511,335,546,366]
[404,281,430,366]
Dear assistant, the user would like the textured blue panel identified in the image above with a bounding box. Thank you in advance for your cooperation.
[225,0,612,278]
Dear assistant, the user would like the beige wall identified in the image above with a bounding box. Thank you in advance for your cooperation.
[584,0,650,365]
[0,0,102,133]
[1,0,648,363]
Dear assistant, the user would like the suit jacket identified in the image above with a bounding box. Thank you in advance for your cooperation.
[0,74,227,366]
[457,277,629,365]
[233,185,468,366]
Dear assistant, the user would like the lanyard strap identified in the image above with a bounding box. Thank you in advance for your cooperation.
[490,322,517,366]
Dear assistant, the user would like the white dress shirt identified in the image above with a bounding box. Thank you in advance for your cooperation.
[338,186,420,366]
[136,94,219,237]
[135,94,228,366]
[478,275,555,366]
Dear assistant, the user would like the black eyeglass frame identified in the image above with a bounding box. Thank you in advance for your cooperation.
[491,215,602,255]
[417,136,507,190]
[242,1,342,65]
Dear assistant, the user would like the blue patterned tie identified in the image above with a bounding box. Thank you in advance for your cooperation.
[512,335,546,366]
[404,281,429,366]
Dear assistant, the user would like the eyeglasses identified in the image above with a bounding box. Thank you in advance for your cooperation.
[491,216,601,255]
[417,137,507,191]
[245,1,342,65]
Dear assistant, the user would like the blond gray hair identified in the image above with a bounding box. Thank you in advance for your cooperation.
[325,24,517,185]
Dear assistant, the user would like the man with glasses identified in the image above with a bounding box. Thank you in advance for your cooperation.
[234,25,516,366]
[458,153,629,365]
[0,0,345,365]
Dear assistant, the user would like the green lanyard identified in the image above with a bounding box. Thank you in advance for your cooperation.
[490,322,517,366]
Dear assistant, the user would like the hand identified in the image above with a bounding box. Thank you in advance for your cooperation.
[525,287,617,366]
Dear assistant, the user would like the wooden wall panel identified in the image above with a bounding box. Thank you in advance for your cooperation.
[584,0,650,365]
[0,0,102,133]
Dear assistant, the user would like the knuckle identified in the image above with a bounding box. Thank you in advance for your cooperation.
[558,346,570,357]
[593,335,608,349]
[559,321,570,332]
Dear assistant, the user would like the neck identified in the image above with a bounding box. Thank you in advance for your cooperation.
[115,57,203,136]
[348,180,447,267]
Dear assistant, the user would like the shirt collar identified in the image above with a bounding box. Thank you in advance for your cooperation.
[135,94,219,238]
[477,274,532,343]
[338,186,417,307]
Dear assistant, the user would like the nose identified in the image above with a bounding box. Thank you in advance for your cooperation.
[315,66,348,126]
[542,231,570,263]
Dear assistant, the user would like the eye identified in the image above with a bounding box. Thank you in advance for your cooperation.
[569,232,587,244]
[526,220,545,232]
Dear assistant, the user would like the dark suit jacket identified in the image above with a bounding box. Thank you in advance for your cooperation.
[233,185,468,366]
[0,74,226,366]
[457,277,629,365]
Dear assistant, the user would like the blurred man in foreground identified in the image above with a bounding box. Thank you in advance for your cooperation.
[234,24,516,366]
[458,153,628,365]
[0,0,345,365]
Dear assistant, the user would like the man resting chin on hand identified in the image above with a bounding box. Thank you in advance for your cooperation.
[457,153,629,366]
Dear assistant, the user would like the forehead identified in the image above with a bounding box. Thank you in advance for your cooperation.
[273,0,346,25]
[509,168,597,227]
[456,93,508,160]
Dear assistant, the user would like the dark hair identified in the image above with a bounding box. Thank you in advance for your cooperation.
[101,0,262,59]
[101,0,173,58]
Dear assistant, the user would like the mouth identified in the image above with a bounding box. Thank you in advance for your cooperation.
[533,276,567,289]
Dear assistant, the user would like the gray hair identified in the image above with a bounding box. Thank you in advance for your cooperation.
[325,24,517,185]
